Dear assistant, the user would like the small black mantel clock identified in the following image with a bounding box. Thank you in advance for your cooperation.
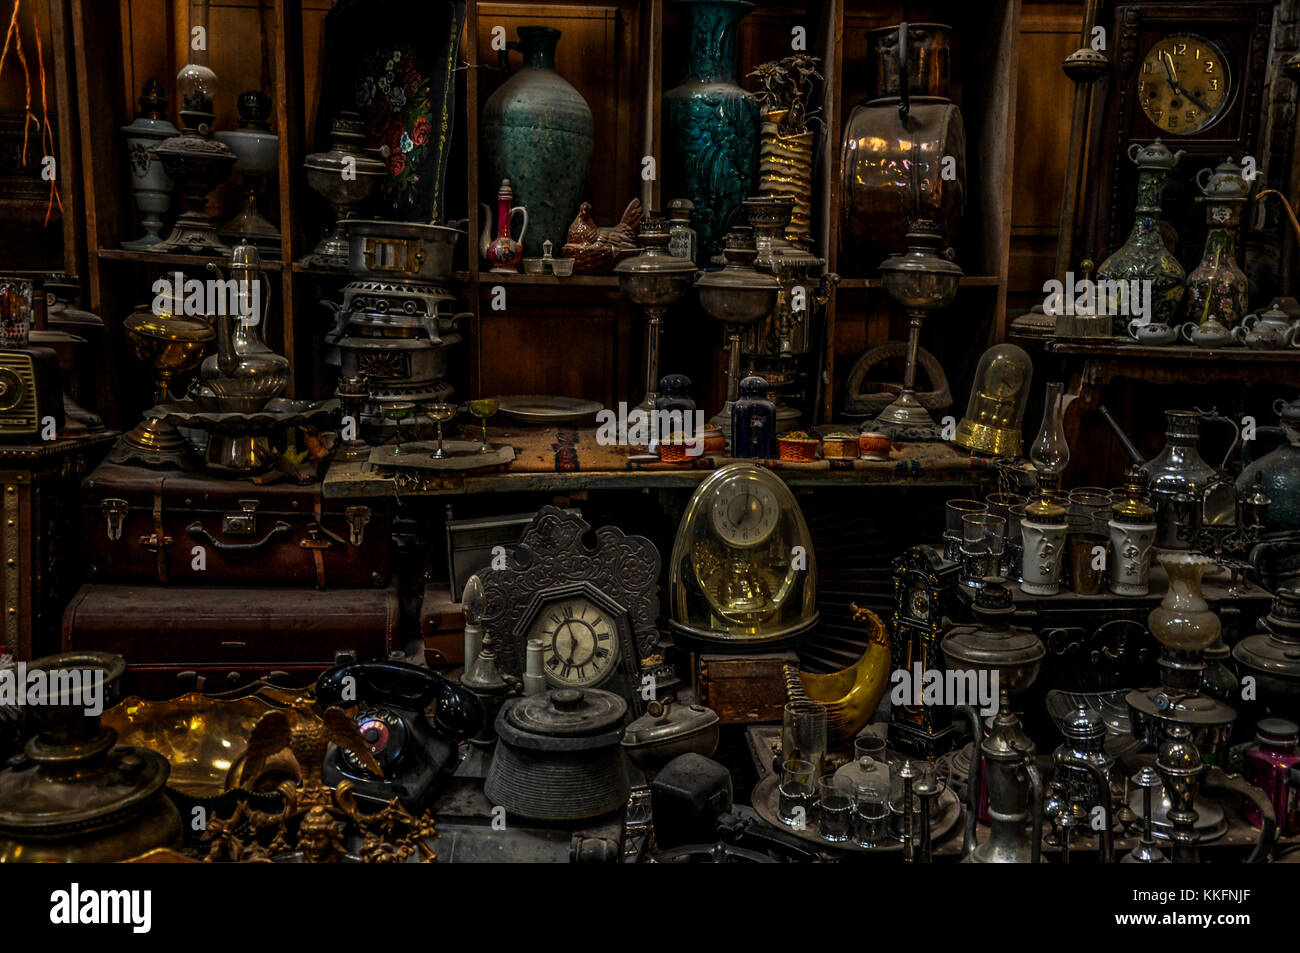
[1085,1,1275,266]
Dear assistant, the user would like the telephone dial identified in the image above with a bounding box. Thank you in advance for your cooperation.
[316,660,484,812]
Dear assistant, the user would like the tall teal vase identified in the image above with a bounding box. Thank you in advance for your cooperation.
[663,0,758,263]
[482,27,594,259]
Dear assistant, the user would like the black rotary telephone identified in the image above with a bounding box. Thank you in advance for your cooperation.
[316,660,484,813]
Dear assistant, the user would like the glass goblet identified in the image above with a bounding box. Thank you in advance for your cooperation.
[425,402,457,459]
[383,401,416,456]
[465,398,499,453]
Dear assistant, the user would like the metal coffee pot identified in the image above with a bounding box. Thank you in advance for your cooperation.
[957,692,1044,863]
[1101,407,1238,549]
[198,241,288,413]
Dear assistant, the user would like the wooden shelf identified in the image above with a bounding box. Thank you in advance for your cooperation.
[475,273,620,287]
[1046,340,1300,362]
[837,275,1004,291]
[98,247,284,272]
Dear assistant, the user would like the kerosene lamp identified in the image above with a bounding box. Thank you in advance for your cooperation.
[1020,382,1071,595]
[696,230,779,446]
[214,91,281,254]
[152,1,236,255]
[301,113,386,269]
[615,213,697,415]
[940,577,1045,698]
[1234,589,1300,724]
[868,219,962,440]
[1126,552,1235,842]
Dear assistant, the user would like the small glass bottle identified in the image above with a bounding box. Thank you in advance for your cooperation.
[1243,718,1300,836]
[666,197,698,264]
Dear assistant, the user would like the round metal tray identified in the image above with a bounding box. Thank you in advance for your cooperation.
[750,774,962,853]
[494,395,605,425]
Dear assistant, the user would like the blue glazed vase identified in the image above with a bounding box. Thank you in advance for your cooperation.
[482,27,593,259]
[663,0,758,263]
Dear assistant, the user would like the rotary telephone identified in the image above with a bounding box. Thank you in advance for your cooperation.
[316,660,484,813]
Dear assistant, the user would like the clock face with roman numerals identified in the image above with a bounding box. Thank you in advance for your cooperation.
[525,595,621,688]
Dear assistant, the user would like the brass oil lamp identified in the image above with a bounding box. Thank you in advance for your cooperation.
[869,218,962,440]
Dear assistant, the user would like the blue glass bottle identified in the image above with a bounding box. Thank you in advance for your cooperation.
[732,375,775,458]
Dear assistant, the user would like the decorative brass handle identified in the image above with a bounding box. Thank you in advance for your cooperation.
[186,520,292,552]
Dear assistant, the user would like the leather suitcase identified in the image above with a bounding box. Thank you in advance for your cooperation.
[62,582,398,699]
[82,462,390,588]
[419,583,465,666]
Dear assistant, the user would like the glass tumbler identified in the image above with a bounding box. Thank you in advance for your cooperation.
[818,776,852,843]
[782,700,828,778]
[961,513,1006,586]
[945,499,985,561]
[851,783,890,848]
[778,758,817,830]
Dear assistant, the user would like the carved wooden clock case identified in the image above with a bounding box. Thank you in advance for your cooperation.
[477,506,661,717]
[1086,1,1275,268]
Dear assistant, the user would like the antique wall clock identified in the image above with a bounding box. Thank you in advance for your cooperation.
[478,507,660,717]
[1084,1,1275,267]
[668,464,818,650]
[889,544,960,757]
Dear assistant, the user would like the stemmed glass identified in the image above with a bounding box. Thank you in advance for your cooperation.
[465,398,499,453]
[424,402,457,459]
[383,401,415,455]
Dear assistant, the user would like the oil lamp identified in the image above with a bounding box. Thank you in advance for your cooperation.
[301,113,386,269]
[152,2,236,255]
[120,79,178,250]
[214,91,281,254]
[869,219,962,440]
[616,213,696,415]
[696,229,778,445]
[940,577,1045,697]
[1233,589,1300,723]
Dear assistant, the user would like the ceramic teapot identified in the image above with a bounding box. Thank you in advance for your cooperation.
[1195,157,1252,200]
[1234,304,1297,349]
[1180,315,1234,348]
[1128,320,1178,345]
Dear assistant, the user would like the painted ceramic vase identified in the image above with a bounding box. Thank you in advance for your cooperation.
[1019,518,1067,596]
[1186,158,1250,330]
[482,26,593,259]
[1096,140,1186,336]
[663,0,759,263]
[1108,519,1157,596]
[120,79,178,250]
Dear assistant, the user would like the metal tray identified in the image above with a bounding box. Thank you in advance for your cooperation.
[494,395,605,425]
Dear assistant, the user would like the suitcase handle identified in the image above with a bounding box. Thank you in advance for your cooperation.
[186,519,293,552]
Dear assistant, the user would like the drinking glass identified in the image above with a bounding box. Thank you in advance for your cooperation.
[782,700,828,778]
[850,783,890,848]
[424,402,457,459]
[855,734,885,765]
[962,513,1006,586]
[945,499,986,560]
[466,398,499,453]
[778,758,817,830]
[818,776,852,843]
[383,401,416,455]
[1065,513,1107,594]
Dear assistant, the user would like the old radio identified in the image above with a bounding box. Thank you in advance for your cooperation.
[0,346,62,439]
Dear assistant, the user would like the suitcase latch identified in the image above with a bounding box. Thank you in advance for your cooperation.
[224,500,260,537]
[139,531,174,552]
[300,523,333,550]
[344,505,371,546]
[101,498,128,542]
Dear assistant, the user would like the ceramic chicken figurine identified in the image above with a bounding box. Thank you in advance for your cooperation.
[562,197,643,274]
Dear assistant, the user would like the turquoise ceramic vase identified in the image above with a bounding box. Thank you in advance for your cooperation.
[481,27,593,259]
[663,0,758,263]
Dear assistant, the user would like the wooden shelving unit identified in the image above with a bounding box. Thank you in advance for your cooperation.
[67,0,1021,437]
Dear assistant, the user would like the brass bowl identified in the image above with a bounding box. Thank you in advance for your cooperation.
[123,309,215,376]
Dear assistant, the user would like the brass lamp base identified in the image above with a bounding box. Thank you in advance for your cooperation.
[953,418,1023,457]
[109,417,198,470]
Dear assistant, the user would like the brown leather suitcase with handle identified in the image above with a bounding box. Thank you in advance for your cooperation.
[82,462,389,588]
[61,582,399,699]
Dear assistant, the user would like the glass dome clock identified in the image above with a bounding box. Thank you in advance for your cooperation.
[669,463,817,646]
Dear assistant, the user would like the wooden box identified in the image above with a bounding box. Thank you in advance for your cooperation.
[696,651,798,725]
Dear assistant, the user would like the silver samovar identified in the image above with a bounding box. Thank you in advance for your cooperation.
[322,221,465,435]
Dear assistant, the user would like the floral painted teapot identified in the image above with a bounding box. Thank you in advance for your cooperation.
[480,178,529,273]
[1180,314,1234,348]
[1234,303,1297,349]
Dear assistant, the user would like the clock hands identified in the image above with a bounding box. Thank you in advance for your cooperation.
[1159,49,1210,112]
